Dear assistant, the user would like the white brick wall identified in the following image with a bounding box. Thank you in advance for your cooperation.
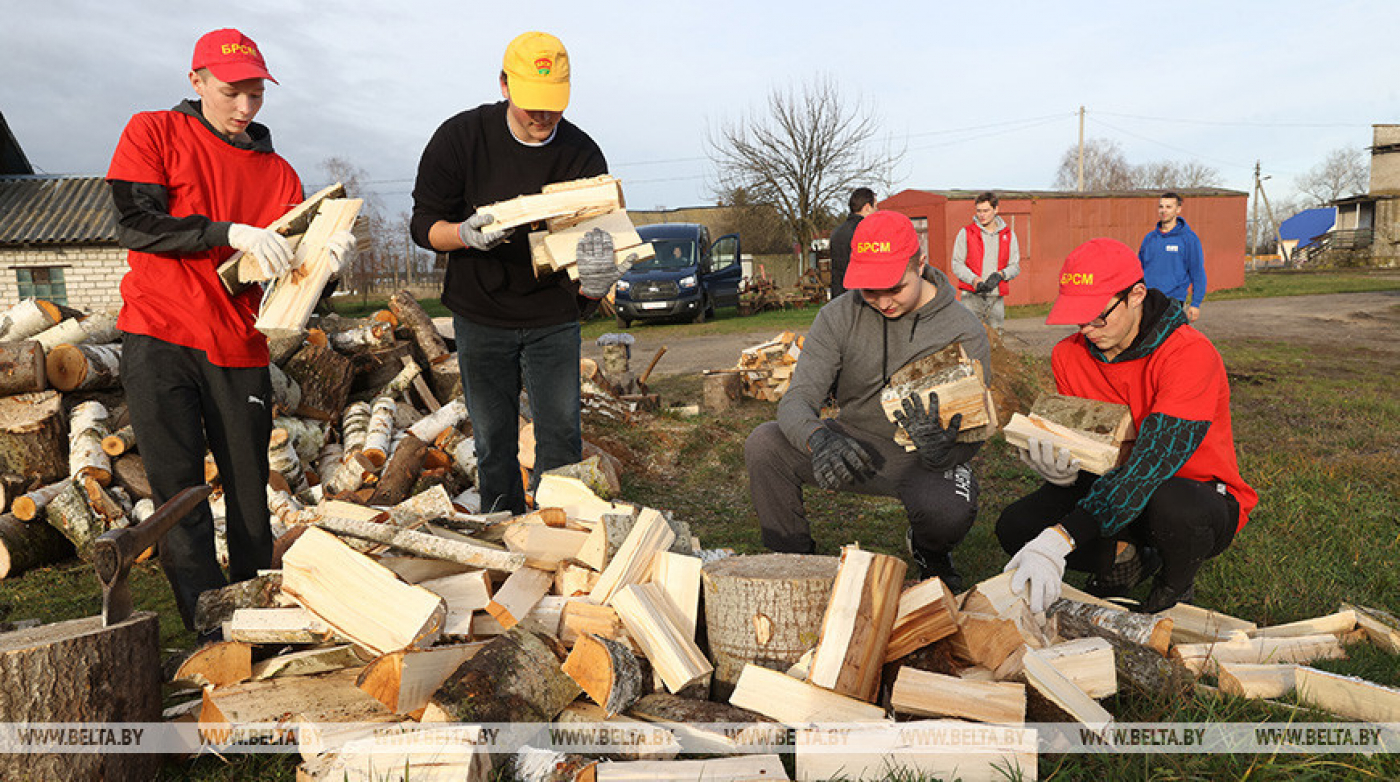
[0,245,127,312]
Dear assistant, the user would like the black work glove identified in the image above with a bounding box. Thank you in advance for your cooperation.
[893,393,963,471]
[975,271,1003,294]
[808,426,876,490]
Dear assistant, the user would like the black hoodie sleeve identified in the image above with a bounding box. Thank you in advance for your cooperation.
[108,179,231,254]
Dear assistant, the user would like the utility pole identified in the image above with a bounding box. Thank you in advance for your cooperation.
[1256,166,1285,266]
[1077,106,1086,192]
[1250,161,1261,258]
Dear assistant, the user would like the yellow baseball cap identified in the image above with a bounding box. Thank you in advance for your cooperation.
[503,32,571,112]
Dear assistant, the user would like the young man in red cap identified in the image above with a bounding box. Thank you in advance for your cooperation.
[412,31,628,515]
[745,211,991,589]
[107,29,353,633]
[998,238,1257,614]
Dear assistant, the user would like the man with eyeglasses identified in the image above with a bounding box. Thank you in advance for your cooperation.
[997,238,1257,614]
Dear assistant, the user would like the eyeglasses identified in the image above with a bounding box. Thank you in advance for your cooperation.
[1079,295,1126,329]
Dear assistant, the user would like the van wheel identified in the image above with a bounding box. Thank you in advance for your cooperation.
[615,314,630,328]
[692,304,707,324]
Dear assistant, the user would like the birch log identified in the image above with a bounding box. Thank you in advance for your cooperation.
[388,290,450,367]
[32,310,120,352]
[46,343,121,392]
[0,298,61,342]
[361,396,397,467]
[0,512,75,579]
[11,478,71,521]
[314,514,525,572]
[67,400,111,486]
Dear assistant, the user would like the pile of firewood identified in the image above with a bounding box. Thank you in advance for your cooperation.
[701,331,803,409]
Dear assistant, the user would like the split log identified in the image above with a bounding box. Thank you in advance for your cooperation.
[435,627,581,723]
[535,473,631,525]
[0,298,61,342]
[0,390,68,485]
[1295,665,1400,722]
[200,667,391,741]
[252,644,374,681]
[486,566,554,629]
[563,632,647,716]
[555,562,600,598]
[627,693,775,755]
[728,663,886,724]
[506,747,597,782]
[891,666,1026,725]
[1002,411,1127,475]
[1247,610,1357,640]
[376,555,472,584]
[365,433,426,506]
[997,637,1118,698]
[386,483,455,527]
[33,311,119,352]
[0,512,75,578]
[1048,597,1173,657]
[474,175,623,234]
[591,507,675,605]
[701,553,840,701]
[171,640,252,689]
[796,722,1035,782]
[216,182,348,293]
[807,546,905,702]
[0,612,162,781]
[651,551,701,638]
[1162,602,1258,645]
[472,594,565,638]
[389,290,450,367]
[192,572,286,635]
[314,513,525,572]
[949,611,1025,670]
[45,343,121,392]
[1172,633,1347,677]
[1021,647,1114,734]
[254,198,363,333]
[560,600,640,653]
[594,756,785,782]
[281,526,447,655]
[1217,662,1298,699]
[349,342,414,397]
[283,344,355,421]
[418,571,492,637]
[0,340,46,395]
[356,643,484,714]
[885,576,960,662]
[1048,597,1191,694]
[1342,602,1400,654]
[226,607,339,645]
[556,701,680,762]
[504,522,590,569]
[611,583,713,694]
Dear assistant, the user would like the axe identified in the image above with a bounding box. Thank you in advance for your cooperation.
[91,484,213,627]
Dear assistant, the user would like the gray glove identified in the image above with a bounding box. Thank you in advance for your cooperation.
[1019,436,1081,487]
[576,228,636,299]
[457,212,513,251]
[228,223,293,279]
[808,426,877,490]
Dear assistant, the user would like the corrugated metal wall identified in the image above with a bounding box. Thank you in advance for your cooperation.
[0,176,118,245]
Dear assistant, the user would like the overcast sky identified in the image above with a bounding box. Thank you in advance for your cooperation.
[4,0,1397,220]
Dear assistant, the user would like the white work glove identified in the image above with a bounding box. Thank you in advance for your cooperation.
[228,223,294,279]
[324,230,356,275]
[457,212,513,251]
[1005,526,1075,613]
[576,228,637,299]
[1020,436,1081,487]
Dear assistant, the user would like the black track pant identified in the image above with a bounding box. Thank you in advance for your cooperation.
[996,475,1239,592]
[745,420,978,556]
[122,333,274,629]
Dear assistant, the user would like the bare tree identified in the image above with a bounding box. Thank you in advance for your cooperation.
[1053,138,1222,190]
[707,77,903,252]
[715,187,790,255]
[320,157,390,302]
[1295,146,1369,206]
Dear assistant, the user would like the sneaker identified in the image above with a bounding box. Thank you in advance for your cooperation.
[906,530,964,593]
[1085,544,1161,599]
[1139,581,1196,614]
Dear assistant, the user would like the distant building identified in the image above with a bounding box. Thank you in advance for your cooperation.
[1278,207,1337,263]
[1324,125,1400,267]
[881,188,1248,307]
[0,111,123,311]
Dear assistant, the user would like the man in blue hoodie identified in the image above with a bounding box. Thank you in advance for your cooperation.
[744,211,990,590]
[1138,192,1205,322]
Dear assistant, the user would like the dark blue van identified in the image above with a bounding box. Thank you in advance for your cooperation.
[613,223,741,327]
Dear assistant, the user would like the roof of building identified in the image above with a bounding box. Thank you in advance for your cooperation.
[1279,207,1336,248]
[0,176,118,246]
[896,187,1248,200]
[0,112,34,176]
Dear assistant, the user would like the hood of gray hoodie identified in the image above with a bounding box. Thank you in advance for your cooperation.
[777,265,992,449]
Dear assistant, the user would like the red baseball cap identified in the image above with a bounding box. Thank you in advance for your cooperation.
[1046,238,1145,325]
[192,29,277,84]
[843,210,922,289]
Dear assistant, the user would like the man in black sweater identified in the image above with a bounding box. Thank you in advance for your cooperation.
[827,188,876,300]
[411,31,625,514]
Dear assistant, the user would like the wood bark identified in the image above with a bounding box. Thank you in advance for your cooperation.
[11,477,70,521]
[0,511,75,579]
[700,553,840,700]
[268,428,309,497]
[283,344,355,421]
[563,632,649,717]
[112,453,152,500]
[1048,598,1174,656]
[67,400,111,485]
[361,396,397,466]
[389,289,450,366]
[45,343,122,392]
[314,513,525,571]
[265,328,307,366]
[407,397,468,443]
[349,342,413,397]
[101,424,137,457]
[0,390,68,485]
[0,298,62,342]
[366,433,427,505]
[807,546,906,702]
[0,611,162,781]
[44,478,107,559]
[330,322,395,354]
[435,627,581,724]
[701,371,744,413]
[0,340,47,395]
[192,572,286,635]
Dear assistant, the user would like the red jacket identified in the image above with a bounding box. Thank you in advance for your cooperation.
[958,223,1011,296]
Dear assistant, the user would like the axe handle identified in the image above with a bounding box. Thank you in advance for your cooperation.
[92,484,213,586]
[639,345,668,386]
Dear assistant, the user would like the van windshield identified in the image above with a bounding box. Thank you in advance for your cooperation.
[632,240,698,271]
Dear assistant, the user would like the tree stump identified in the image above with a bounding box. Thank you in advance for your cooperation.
[0,340,47,396]
[283,344,354,421]
[0,390,68,485]
[701,553,841,700]
[46,343,122,392]
[0,512,75,578]
[702,372,745,413]
[0,611,162,781]
[436,627,581,724]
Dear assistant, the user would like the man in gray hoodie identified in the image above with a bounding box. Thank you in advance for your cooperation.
[744,211,991,589]
[950,192,1020,333]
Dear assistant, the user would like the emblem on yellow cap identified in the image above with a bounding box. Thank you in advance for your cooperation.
[534,57,553,75]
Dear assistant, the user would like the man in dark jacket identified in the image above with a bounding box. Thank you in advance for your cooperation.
[827,188,876,299]
[411,31,628,514]
[746,211,990,589]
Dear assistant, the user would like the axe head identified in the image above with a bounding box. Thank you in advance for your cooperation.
[102,577,133,627]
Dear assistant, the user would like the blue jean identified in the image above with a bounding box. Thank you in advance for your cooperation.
[454,316,582,514]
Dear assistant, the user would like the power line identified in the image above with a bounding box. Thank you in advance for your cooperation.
[1094,110,1370,130]
[1087,116,1263,172]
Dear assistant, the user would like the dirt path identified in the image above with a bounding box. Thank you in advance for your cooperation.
[585,290,1400,378]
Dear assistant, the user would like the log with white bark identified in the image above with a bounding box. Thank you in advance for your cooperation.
[314,512,525,572]
[268,361,302,414]
[0,391,68,485]
[272,416,327,464]
[0,298,62,342]
[360,396,397,467]
[45,342,121,392]
[1022,647,1114,734]
[10,478,70,521]
[330,322,395,354]
[267,428,309,497]
[0,340,47,395]
[434,627,581,724]
[406,397,468,443]
[226,606,340,645]
[315,440,342,489]
[43,475,108,558]
[1162,602,1258,645]
[192,572,287,635]
[389,290,450,367]
[67,399,111,485]
[32,310,119,352]
[100,424,136,458]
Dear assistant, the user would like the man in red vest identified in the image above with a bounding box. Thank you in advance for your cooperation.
[951,192,1020,333]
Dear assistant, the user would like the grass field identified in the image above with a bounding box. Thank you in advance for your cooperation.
[4,270,1398,780]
